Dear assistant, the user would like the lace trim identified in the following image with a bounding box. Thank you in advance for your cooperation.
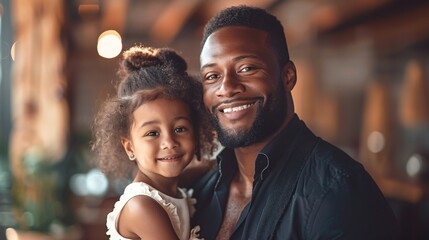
[189,225,203,240]
[106,182,198,240]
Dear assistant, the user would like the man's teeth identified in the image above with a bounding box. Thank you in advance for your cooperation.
[223,103,253,113]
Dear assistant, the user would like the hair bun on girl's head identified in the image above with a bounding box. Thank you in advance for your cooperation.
[121,46,188,75]
[122,46,162,73]
[117,45,191,98]
[157,48,188,74]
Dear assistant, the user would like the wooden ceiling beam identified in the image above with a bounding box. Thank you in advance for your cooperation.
[149,0,202,44]
[101,0,129,33]
[316,1,429,55]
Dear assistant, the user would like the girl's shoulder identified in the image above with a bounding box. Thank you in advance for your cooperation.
[108,182,176,221]
[106,182,180,239]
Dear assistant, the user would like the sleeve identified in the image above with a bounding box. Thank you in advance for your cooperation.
[307,169,400,240]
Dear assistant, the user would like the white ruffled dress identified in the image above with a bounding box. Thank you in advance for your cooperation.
[106,182,202,240]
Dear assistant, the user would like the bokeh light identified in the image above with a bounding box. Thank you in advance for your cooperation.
[406,153,423,178]
[11,42,17,61]
[97,30,122,59]
[367,131,385,153]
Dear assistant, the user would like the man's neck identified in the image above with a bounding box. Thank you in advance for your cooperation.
[232,112,294,185]
[233,141,265,185]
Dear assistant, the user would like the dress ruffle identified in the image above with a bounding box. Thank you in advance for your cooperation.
[189,225,204,240]
[106,182,202,240]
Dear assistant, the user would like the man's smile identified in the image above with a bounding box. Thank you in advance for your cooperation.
[220,102,256,113]
[213,98,262,113]
[212,98,262,121]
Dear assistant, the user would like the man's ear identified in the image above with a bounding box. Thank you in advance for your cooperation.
[282,61,297,92]
[121,137,134,156]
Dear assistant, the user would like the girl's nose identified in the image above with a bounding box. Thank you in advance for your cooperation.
[160,134,179,150]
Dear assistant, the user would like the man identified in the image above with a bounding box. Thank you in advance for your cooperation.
[191,5,399,240]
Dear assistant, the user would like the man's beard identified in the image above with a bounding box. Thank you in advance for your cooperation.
[209,87,287,148]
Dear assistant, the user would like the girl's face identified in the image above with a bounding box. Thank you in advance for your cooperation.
[122,98,196,180]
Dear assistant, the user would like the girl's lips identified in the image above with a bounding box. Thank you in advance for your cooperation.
[157,154,182,161]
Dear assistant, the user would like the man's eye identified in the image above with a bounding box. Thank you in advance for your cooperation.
[205,73,219,81]
[239,66,254,72]
[145,131,159,137]
[174,127,187,133]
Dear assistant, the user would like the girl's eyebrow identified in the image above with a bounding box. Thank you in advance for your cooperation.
[137,115,191,129]
[138,120,159,129]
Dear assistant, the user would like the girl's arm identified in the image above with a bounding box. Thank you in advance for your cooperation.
[118,195,180,240]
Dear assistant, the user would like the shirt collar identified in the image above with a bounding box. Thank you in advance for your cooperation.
[215,148,237,189]
[255,114,302,181]
[215,114,302,185]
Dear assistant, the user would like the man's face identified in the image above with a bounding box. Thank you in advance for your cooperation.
[200,26,287,148]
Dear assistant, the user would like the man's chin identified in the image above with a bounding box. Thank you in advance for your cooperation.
[211,114,261,147]
[217,128,257,148]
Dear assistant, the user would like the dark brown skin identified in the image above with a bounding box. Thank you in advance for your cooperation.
[179,157,217,187]
[200,26,297,239]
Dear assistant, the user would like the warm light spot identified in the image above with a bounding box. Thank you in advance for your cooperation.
[406,154,422,178]
[5,228,18,240]
[97,30,122,59]
[11,42,17,61]
[367,131,385,153]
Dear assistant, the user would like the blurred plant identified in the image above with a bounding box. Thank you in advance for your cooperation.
[9,145,78,236]
[11,148,60,232]
[0,147,15,229]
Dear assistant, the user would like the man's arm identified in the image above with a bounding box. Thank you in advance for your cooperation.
[307,171,399,240]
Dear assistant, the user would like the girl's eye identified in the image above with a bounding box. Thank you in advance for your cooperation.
[145,131,159,137]
[174,127,187,133]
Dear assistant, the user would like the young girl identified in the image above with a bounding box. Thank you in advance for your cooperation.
[91,45,215,240]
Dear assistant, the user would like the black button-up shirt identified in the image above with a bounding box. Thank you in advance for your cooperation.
[192,115,398,240]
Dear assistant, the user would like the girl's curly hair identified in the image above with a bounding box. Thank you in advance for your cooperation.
[91,45,215,178]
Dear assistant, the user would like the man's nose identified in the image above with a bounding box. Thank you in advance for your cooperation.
[215,71,244,98]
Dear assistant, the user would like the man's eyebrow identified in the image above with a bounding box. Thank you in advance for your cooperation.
[234,55,258,61]
[200,55,259,71]
[201,63,216,71]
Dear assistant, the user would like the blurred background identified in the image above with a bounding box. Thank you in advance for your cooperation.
[1,0,429,239]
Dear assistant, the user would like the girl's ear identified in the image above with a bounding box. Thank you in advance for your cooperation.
[282,61,297,92]
[121,137,134,156]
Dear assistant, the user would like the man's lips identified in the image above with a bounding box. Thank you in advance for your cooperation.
[221,102,255,113]
[213,98,262,114]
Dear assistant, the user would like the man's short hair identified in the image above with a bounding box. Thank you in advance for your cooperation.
[201,5,290,65]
